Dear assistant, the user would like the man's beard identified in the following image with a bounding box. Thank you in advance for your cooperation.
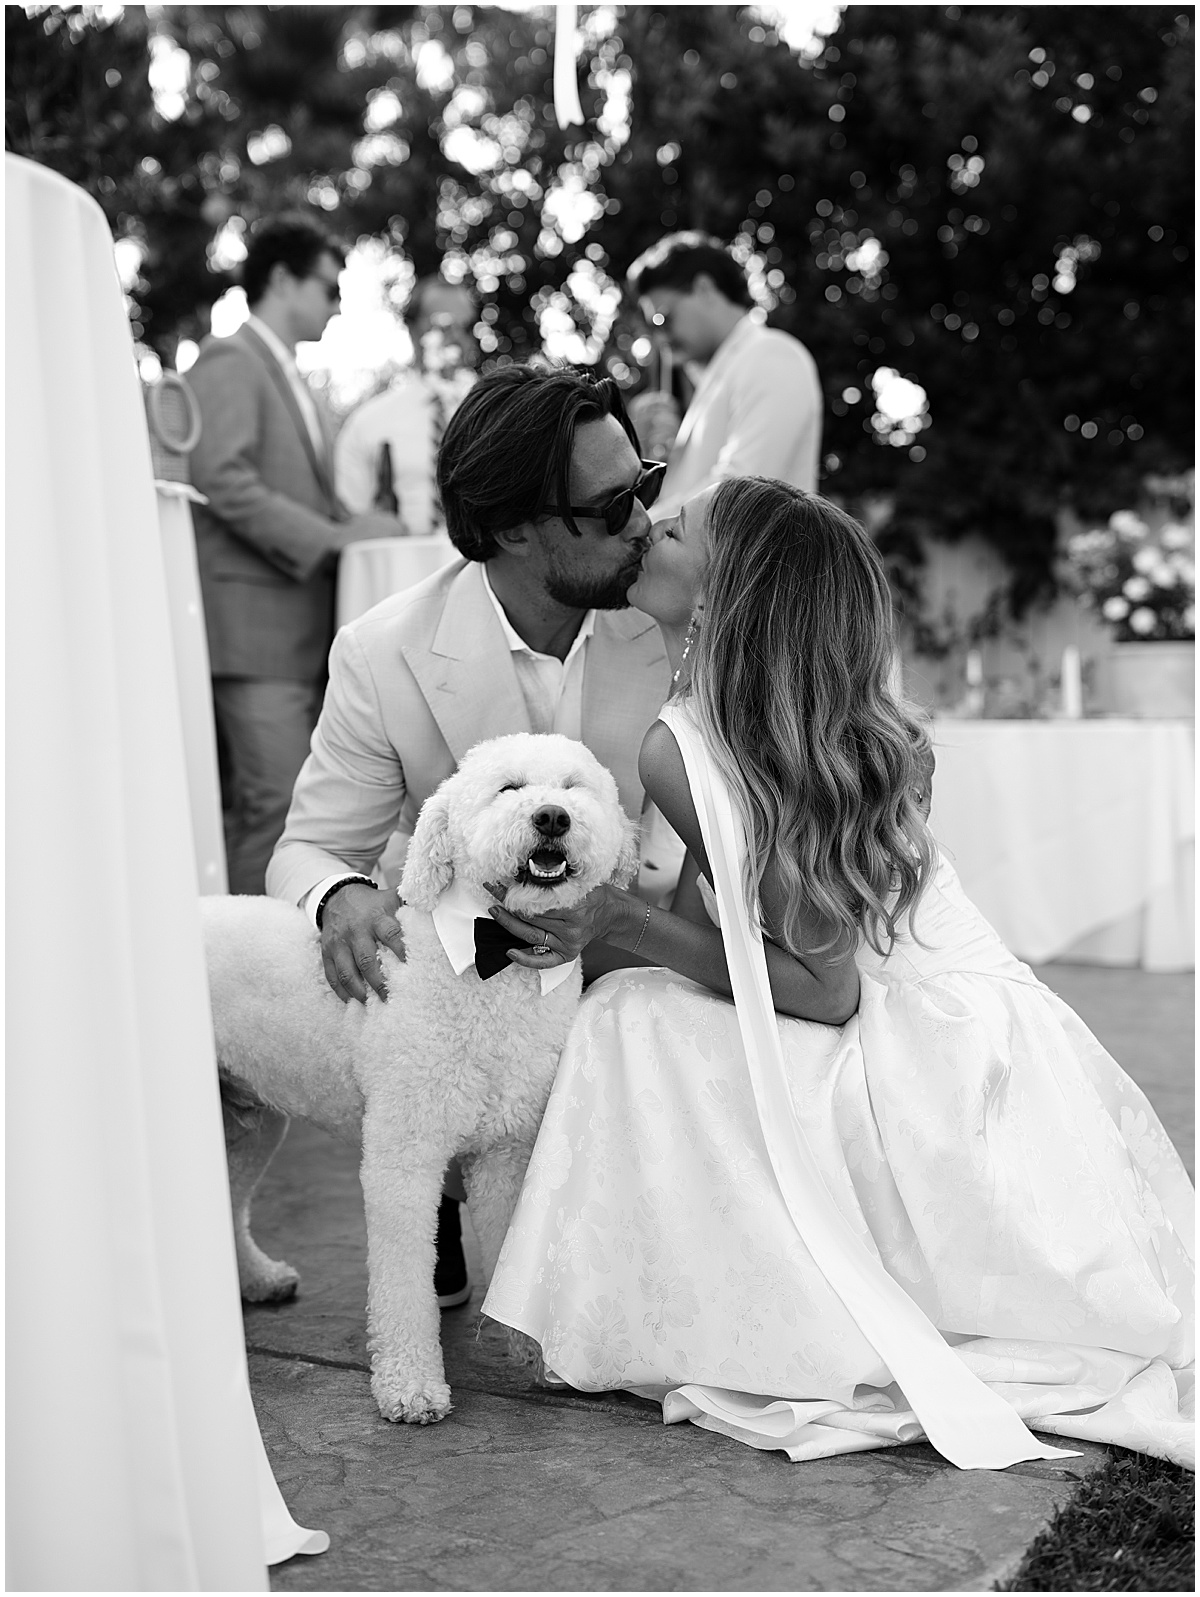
[544,557,641,611]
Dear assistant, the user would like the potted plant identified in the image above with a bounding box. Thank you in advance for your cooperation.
[1063,473,1195,718]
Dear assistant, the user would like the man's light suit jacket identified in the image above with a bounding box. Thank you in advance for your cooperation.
[187,323,345,682]
[265,559,672,907]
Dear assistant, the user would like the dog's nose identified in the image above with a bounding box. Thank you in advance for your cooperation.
[532,805,571,838]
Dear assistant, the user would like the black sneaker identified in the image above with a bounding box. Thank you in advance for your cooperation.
[435,1196,471,1309]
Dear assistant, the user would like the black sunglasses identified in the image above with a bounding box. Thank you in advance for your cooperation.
[557,459,667,537]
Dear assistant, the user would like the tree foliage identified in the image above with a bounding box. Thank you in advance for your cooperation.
[6,2,1193,606]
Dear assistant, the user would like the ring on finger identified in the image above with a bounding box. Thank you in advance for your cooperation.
[531,943,553,957]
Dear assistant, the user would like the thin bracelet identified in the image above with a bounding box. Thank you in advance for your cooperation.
[315,875,377,931]
[631,900,652,953]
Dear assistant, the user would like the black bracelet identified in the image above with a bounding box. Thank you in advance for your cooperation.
[315,875,378,931]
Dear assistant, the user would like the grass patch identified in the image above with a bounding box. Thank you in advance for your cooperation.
[996,1449,1194,1592]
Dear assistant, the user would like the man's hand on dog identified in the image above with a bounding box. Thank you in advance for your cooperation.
[486,883,631,969]
[321,883,406,1003]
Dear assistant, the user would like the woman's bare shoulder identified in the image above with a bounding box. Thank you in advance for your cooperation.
[638,716,705,864]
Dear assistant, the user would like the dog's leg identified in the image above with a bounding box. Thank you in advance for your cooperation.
[460,1140,534,1287]
[462,1140,546,1379]
[360,1112,452,1424]
[223,1098,299,1303]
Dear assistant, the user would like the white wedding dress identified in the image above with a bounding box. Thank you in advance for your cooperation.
[483,705,1194,1470]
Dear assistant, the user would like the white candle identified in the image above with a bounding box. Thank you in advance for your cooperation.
[1061,645,1083,718]
[966,649,983,687]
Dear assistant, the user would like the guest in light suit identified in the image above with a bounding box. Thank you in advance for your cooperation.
[188,213,403,894]
[624,232,823,522]
[267,363,672,1306]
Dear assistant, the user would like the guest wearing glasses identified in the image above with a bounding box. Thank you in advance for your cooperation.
[265,362,672,1308]
[188,212,403,895]
[625,231,823,523]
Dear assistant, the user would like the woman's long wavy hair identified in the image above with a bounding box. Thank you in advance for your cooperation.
[687,477,935,959]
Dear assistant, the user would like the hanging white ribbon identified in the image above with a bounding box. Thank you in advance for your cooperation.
[657,703,1076,1471]
[553,2,585,130]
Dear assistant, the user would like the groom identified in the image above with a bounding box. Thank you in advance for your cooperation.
[266,362,673,991]
[266,363,673,1305]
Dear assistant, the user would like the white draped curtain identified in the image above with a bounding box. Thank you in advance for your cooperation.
[5,155,320,1589]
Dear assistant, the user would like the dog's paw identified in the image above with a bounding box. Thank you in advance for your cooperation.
[371,1364,452,1426]
[240,1260,300,1303]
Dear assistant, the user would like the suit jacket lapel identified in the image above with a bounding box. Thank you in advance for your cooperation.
[313,392,343,512]
[400,565,670,817]
[672,317,751,454]
[401,564,532,762]
[239,325,338,506]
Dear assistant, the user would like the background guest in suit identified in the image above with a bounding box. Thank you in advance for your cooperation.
[188,213,404,894]
[625,232,823,522]
[334,275,480,534]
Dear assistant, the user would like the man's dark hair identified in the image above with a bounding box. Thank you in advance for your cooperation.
[241,213,347,307]
[625,231,752,308]
[438,365,639,561]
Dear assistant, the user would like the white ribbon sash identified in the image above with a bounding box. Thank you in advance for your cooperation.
[658,704,1075,1469]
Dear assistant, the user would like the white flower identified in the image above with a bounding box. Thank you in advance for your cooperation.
[1122,575,1152,601]
[1160,521,1193,551]
[1109,510,1150,538]
[1102,596,1131,620]
[1132,546,1160,574]
[1128,606,1158,635]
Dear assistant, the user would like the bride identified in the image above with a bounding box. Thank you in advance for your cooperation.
[481,476,1194,1471]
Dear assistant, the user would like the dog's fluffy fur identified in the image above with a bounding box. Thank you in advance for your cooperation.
[201,733,638,1424]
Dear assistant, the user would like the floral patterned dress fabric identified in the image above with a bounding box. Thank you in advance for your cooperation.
[483,708,1195,1469]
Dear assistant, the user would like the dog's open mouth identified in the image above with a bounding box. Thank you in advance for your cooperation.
[520,847,571,886]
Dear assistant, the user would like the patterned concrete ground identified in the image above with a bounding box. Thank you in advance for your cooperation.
[251,963,1191,1592]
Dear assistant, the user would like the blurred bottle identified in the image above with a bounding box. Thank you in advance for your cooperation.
[373,440,400,516]
[627,389,681,462]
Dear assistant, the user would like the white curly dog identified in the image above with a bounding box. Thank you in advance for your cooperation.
[201,733,638,1425]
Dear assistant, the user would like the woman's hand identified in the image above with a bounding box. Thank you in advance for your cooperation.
[486,883,630,969]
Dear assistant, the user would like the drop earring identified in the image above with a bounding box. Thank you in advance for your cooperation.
[671,607,702,691]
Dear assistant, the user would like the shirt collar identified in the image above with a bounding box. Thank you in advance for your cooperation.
[430,874,579,995]
[480,564,596,664]
[246,314,298,375]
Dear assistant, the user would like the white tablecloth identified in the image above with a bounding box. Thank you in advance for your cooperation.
[5,153,324,1589]
[157,483,228,895]
[337,533,457,627]
[928,719,1194,971]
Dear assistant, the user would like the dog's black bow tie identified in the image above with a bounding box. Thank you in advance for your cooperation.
[473,916,515,980]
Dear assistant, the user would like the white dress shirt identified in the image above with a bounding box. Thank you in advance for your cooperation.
[245,314,327,464]
[302,571,597,923]
[479,566,595,739]
[655,314,823,521]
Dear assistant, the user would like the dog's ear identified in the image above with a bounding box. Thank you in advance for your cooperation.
[400,790,455,909]
[609,815,641,890]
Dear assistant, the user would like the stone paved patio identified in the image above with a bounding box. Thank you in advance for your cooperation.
[249,964,1192,1592]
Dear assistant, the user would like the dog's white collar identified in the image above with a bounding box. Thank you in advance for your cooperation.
[431,877,579,995]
